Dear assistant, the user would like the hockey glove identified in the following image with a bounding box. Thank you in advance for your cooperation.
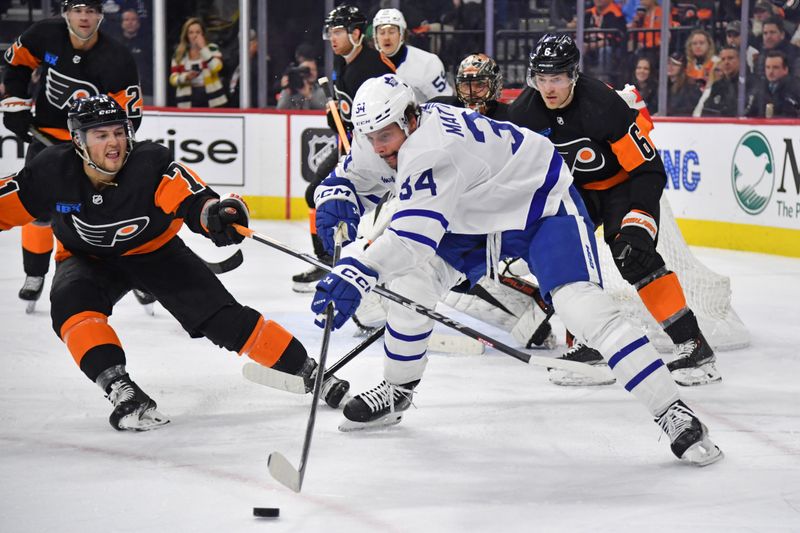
[311,257,379,330]
[201,193,249,246]
[2,97,34,143]
[314,177,362,254]
[611,210,660,283]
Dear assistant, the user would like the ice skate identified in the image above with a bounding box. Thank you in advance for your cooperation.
[292,265,329,293]
[548,343,616,386]
[107,375,170,431]
[656,400,723,466]
[300,357,351,408]
[339,379,418,432]
[132,289,156,316]
[667,333,721,386]
[19,275,44,314]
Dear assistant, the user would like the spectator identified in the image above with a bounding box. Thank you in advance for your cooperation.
[666,52,702,115]
[725,20,761,74]
[632,55,658,109]
[228,29,267,108]
[630,0,671,51]
[753,17,800,80]
[583,0,627,84]
[748,50,800,117]
[169,17,228,108]
[751,0,779,42]
[118,8,153,102]
[619,0,641,24]
[684,28,718,90]
[700,46,745,116]
[276,59,327,110]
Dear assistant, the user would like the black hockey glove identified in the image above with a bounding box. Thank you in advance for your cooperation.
[3,109,33,143]
[201,193,249,246]
[611,210,661,283]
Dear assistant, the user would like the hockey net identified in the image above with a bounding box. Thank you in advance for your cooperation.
[596,196,750,353]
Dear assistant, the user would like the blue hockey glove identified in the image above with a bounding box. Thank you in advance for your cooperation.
[314,177,362,254]
[201,193,250,246]
[311,257,379,330]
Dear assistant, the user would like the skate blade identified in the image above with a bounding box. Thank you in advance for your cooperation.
[671,362,722,387]
[681,437,724,467]
[118,408,171,431]
[291,282,317,294]
[25,300,37,314]
[338,412,403,432]
[548,368,616,387]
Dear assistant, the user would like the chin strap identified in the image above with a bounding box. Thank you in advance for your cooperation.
[64,14,103,43]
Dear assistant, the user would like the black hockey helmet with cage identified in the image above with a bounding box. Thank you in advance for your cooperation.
[68,95,134,171]
[324,4,368,35]
[456,53,503,108]
[528,34,580,77]
[61,0,103,12]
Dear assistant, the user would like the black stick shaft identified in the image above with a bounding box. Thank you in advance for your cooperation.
[323,326,385,380]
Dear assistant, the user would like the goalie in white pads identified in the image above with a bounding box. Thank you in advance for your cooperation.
[309,74,722,466]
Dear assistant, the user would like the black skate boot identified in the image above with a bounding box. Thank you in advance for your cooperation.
[339,379,419,431]
[132,289,156,316]
[19,275,44,314]
[548,343,616,386]
[292,356,350,408]
[292,234,332,293]
[667,333,721,386]
[656,400,723,466]
[106,375,170,431]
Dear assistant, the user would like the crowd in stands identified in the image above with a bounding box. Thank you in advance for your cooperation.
[1,0,798,117]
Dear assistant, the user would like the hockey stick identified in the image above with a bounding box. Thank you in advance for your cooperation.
[317,76,351,153]
[243,325,385,394]
[496,274,556,347]
[232,224,611,381]
[267,223,347,493]
[203,248,244,274]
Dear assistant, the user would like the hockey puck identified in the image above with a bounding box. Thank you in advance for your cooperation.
[253,507,280,518]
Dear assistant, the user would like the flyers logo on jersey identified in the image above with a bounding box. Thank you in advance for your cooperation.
[46,68,99,110]
[72,215,149,247]
[554,137,607,174]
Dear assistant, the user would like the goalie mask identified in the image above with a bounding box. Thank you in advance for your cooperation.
[456,53,503,112]
[68,95,134,175]
[351,74,418,137]
[61,0,104,42]
[372,8,407,57]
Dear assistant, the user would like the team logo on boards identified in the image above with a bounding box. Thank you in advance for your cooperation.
[731,131,774,215]
[72,215,149,247]
[301,129,337,182]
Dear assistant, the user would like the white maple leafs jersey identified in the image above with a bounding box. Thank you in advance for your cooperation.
[395,45,453,103]
[340,102,574,282]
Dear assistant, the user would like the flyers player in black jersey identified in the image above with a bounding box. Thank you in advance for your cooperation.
[291,4,396,292]
[0,95,328,431]
[2,0,143,313]
[508,34,720,387]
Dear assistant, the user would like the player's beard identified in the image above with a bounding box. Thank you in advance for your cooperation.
[381,151,399,169]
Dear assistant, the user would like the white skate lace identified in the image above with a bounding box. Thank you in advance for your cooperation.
[21,276,44,292]
[657,403,694,442]
[485,232,502,285]
[359,381,416,414]
[108,380,136,406]
[672,339,698,361]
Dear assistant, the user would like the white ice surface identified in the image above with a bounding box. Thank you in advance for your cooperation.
[1,220,798,533]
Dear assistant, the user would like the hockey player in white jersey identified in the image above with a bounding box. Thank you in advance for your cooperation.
[372,8,453,103]
[310,74,722,466]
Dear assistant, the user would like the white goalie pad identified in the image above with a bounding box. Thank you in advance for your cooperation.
[357,195,399,242]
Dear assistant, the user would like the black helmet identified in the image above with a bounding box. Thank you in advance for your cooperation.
[455,53,503,110]
[528,34,580,77]
[68,95,134,173]
[61,0,103,12]
[324,4,367,35]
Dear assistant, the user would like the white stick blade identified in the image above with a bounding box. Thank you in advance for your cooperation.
[428,333,486,355]
[268,452,302,492]
[528,353,615,381]
[242,362,306,394]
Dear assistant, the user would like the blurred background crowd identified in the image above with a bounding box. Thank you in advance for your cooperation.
[1,0,798,117]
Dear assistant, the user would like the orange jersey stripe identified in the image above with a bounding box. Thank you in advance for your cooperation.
[582,168,630,190]
[379,53,397,73]
[38,127,72,141]
[122,218,183,256]
[309,208,317,235]
[155,163,207,214]
[60,311,122,366]
[637,271,687,324]
[108,87,142,118]
[6,40,40,70]
[0,177,35,229]
[239,316,294,368]
[21,222,54,254]
[54,239,73,262]
[610,113,657,172]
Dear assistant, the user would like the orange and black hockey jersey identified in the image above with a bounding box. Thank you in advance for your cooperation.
[332,47,395,127]
[3,18,143,141]
[508,75,667,211]
[0,142,216,260]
